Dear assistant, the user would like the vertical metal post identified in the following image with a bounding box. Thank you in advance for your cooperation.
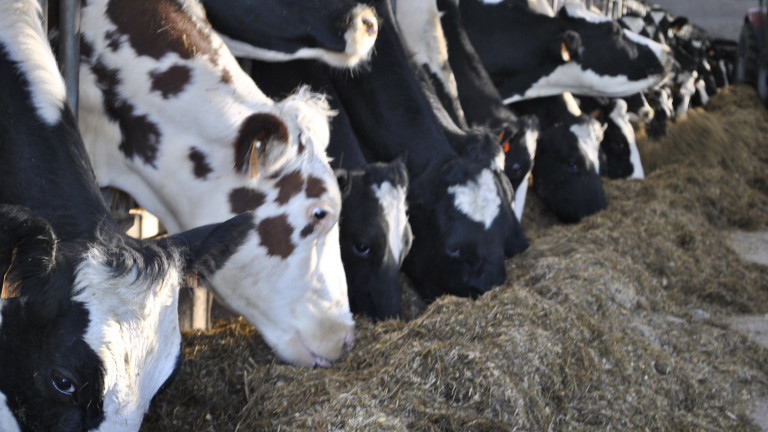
[38,0,48,32]
[59,0,81,119]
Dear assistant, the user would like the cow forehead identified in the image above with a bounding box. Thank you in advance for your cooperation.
[72,248,182,419]
[0,0,66,125]
[447,168,501,230]
[372,181,409,262]
[570,121,602,173]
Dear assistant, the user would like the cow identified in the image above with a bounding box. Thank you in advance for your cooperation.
[511,92,607,222]
[77,0,354,366]
[0,0,254,429]
[199,0,379,68]
[578,96,645,179]
[329,0,529,302]
[458,0,672,103]
[248,58,413,321]
[397,0,539,221]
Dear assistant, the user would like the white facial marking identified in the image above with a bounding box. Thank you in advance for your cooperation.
[73,249,182,432]
[373,181,409,264]
[570,120,602,174]
[344,4,378,64]
[502,62,665,104]
[609,99,644,179]
[513,175,529,222]
[448,169,501,229]
[675,71,698,119]
[650,11,667,25]
[695,79,709,106]
[0,391,21,432]
[0,0,66,125]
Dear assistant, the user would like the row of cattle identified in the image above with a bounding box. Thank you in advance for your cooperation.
[0,0,730,430]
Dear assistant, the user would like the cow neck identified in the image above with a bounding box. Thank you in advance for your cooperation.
[329,1,457,176]
[438,0,514,127]
[0,47,115,243]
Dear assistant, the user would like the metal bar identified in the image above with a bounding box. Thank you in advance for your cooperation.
[38,0,47,32]
[59,0,81,119]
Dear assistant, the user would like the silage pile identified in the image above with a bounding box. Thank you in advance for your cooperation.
[141,85,768,432]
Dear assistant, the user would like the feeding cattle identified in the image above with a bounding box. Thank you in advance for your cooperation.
[247,58,413,321]
[199,0,379,68]
[578,96,645,179]
[458,0,672,103]
[0,0,256,429]
[326,0,528,302]
[77,0,354,366]
[512,92,607,222]
[397,0,539,221]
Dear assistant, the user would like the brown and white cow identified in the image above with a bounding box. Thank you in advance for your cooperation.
[77,0,353,367]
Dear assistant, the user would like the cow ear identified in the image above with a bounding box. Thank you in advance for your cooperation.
[556,31,582,62]
[161,212,256,279]
[0,205,57,300]
[233,113,291,179]
[669,17,689,34]
[334,168,353,200]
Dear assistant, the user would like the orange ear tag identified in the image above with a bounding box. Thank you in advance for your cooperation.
[561,42,571,62]
[502,141,510,153]
[248,140,261,179]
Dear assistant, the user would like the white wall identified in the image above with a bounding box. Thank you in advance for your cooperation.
[650,0,754,41]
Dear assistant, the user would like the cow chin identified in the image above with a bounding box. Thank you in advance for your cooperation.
[343,4,379,67]
[209,229,355,367]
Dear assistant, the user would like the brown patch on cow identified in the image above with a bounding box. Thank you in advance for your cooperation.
[105,29,122,52]
[275,171,304,205]
[299,223,315,238]
[229,187,267,214]
[220,67,232,84]
[188,147,212,179]
[150,65,192,99]
[258,215,296,259]
[233,113,290,175]
[1,249,21,300]
[88,59,162,167]
[106,0,219,63]
[305,176,327,199]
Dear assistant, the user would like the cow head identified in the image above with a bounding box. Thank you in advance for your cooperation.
[531,112,607,223]
[202,0,379,67]
[581,97,644,179]
[405,146,527,302]
[0,204,255,431]
[77,0,354,367]
[497,115,539,220]
[337,157,412,321]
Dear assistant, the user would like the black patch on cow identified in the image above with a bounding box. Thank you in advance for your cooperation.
[88,59,162,167]
[229,187,266,214]
[275,170,304,205]
[258,215,295,259]
[299,223,314,238]
[105,29,123,52]
[188,147,212,179]
[150,65,192,99]
[106,0,219,64]
[80,34,94,59]
[305,175,326,199]
[232,113,290,175]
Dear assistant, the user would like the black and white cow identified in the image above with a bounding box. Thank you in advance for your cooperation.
[397,0,539,221]
[0,0,253,429]
[578,96,645,179]
[200,0,379,68]
[248,58,413,321]
[77,0,354,366]
[459,0,671,103]
[329,0,528,301]
[511,92,607,222]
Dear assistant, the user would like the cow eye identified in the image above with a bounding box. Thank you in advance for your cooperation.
[568,160,579,172]
[51,373,76,396]
[446,247,461,259]
[352,243,370,258]
[312,207,327,222]
[510,163,522,175]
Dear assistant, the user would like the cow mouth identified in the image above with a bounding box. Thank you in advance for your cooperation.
[297,331,354,368]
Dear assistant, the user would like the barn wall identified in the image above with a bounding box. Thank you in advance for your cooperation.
[649,0,754,41]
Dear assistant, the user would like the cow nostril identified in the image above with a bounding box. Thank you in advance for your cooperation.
[343,333,355,352]
[361,17,377,36]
